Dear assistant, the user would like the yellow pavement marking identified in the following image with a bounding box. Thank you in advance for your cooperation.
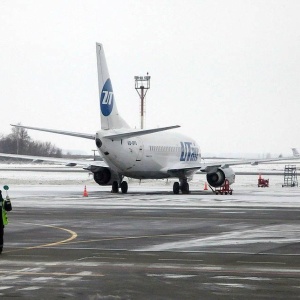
[4,222,77,253]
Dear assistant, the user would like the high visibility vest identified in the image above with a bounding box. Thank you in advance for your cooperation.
[2,200,8,226]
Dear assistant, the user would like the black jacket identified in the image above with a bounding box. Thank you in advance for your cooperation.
[1,198,12,211]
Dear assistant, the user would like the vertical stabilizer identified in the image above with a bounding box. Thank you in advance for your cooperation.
[96,43,130,130]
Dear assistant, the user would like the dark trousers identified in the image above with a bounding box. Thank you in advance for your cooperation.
[0,225,3,249]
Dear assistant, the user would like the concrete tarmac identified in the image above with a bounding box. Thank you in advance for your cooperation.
[0,184,300,299]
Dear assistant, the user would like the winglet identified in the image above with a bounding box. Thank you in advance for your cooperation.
[292,148,299,157]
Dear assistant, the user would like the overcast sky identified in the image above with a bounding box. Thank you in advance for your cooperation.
[0,0,299,156]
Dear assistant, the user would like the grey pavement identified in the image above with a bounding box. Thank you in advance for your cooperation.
[0,185,299,299]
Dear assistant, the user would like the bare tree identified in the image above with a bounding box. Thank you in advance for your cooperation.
[9,125,31,154]
[0,124,62,157]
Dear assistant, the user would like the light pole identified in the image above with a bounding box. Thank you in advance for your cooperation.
[134,74,151,129]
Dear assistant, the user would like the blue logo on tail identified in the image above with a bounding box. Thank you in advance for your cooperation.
[100,79,114,116]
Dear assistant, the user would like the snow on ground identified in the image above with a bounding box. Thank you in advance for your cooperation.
[0,162,299,193]
[0,163,92,185]
[139,224,300,251]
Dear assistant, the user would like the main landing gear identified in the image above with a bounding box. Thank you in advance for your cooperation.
[112,179,190,194]
[173,179,190,194]
[111,181,128,194]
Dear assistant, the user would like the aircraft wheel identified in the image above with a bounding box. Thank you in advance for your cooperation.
[173,182,180,194]
[120,181,128,194]
[181,182,189,194]
[112,181,119,193]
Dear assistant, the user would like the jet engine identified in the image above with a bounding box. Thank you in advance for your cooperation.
[92,167,119,186]
[206,167,235,188]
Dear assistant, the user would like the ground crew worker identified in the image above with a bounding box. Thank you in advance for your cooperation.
[0,190,12,254]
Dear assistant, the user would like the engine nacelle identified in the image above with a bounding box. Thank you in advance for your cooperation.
[206,167,235,188]
[92,167,118,186]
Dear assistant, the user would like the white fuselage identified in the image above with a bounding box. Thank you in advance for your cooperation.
[96,130,201,179]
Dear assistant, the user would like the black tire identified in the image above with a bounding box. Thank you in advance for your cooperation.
[112,181,119,193]
[173,182,180,194]
[120,181,128,194]
[181,182,189,194]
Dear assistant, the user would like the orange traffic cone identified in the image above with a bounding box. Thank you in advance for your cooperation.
[204,182,208,190]
[83,185,88,197]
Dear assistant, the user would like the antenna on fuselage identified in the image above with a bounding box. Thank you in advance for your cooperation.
[134,73,151,129]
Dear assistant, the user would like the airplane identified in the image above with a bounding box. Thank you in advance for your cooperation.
[0,43,299,194]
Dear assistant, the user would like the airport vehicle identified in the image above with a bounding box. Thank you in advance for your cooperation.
[215,179,233,195]
[0,44,299,194]
[257,175,269,188]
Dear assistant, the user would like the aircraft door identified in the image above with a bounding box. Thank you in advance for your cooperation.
[136,138,144,161]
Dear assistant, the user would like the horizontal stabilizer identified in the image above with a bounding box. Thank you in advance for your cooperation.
[11,124,95,140]
[103,125,180,140]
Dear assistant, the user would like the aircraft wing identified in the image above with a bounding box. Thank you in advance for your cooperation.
[200,152,300,172]
[166,150,300,175]
[11,124,95,140]
[0,152,108,168]
[166,165,201,178]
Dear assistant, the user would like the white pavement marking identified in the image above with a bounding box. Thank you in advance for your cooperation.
[19,287,41,291]
[158,259,203,262]
[0,286,13,290]
[237,261,286,265]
